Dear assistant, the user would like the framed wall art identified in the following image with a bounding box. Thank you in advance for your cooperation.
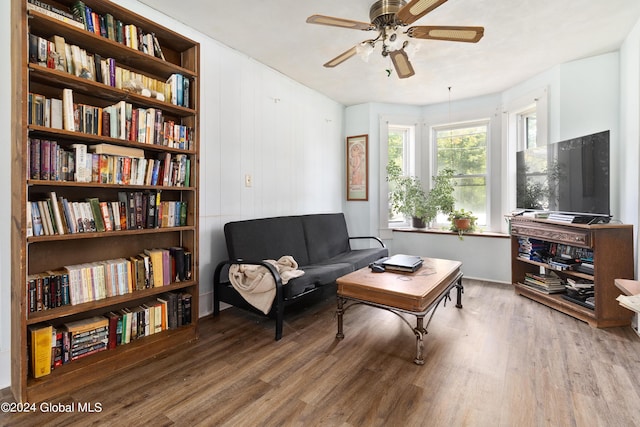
[346,134,368,201]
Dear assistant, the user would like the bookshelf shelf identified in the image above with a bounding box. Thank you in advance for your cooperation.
[28,179,196,190]
[28,10,197,78]
[29,65,197,116]
[515,257,595,281]
[25,324,197,403]
[510,217,633,327]
[27,125,196,154]
[26,280,197,325]
[26,225,194,243]
[12,0,200,402]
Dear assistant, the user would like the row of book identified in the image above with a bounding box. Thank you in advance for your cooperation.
[29,139,191,188]
[547,242,593,263]
[70,0,167,60]
[27,246,192,311]
[518,271,596,309]
[28,31,189,108]
[28,291,192,378]
[28,90,193,150]
[517,237,594,273]
[27,0,166,61]
[28,190,187,237]
[27,0,84,29]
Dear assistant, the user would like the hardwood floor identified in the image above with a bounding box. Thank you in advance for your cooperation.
[2,279,640,426]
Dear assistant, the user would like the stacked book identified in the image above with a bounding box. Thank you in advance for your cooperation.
[562,278,595,309]
[574,261,594,275]
[517,237,547,262]
[548,256,581,271]
[522,271,565,294]
[63,316,109,362]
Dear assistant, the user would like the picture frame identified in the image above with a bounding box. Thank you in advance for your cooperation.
[346,134,368,201]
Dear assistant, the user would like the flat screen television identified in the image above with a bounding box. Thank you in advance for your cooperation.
[516,130,610,219]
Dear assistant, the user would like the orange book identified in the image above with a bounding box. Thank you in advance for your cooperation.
[29,324,53,378]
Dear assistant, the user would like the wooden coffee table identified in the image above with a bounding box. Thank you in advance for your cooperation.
[336,257,463,364]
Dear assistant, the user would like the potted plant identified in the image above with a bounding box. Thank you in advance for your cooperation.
[387,163,455,228]
[448,208,477,239]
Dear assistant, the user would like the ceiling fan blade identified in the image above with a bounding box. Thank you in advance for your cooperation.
[396,0,449,25]
[407,26,485,43]
[390,49,415,79]
[306,15,375,31]
[324,46,358,68]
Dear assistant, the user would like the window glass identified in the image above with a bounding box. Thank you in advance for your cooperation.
[434,123,488,225]
[388,125,412,224]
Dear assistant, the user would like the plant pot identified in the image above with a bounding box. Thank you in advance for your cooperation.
[412,217,426,229]
[454,218,471,231]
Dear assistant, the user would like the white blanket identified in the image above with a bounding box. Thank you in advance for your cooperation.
[228,255,305,314]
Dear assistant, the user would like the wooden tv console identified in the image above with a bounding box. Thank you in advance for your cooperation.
[510,217,634,327]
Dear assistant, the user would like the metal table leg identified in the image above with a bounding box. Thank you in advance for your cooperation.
[414,315,426,365]
[336,296,345,339]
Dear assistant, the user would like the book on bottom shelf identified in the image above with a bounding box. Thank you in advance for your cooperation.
[561,294,595,310]
[28,324,53,378]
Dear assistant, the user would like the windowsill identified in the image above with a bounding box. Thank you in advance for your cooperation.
[391,227,509,239]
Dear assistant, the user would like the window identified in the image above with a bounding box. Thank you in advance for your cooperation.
[387,124,415,225]
[434,121,489,226]
[519,107,538,149]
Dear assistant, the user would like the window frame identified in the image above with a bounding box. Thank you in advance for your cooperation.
[502,87,549,232]
[431,119,491,227]
[379,116,421,232]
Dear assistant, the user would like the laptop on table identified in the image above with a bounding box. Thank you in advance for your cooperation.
[375,254,423,272]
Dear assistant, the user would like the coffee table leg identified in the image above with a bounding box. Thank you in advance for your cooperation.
[455,277,464,309]
[336,296,345,339]
[414,315,425,365]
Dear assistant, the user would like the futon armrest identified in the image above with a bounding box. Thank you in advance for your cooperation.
[349,236,386,248]
[213,258,284,289]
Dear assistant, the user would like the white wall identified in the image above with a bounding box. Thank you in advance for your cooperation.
[620,18,640,273]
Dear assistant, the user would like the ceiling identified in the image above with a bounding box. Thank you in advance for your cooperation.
[140,0,640,106]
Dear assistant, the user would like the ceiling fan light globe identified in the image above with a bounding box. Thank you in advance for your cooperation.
[356,42,375,62]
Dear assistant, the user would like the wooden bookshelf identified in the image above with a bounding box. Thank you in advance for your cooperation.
[11,0,199,402]
[510,217,633,327]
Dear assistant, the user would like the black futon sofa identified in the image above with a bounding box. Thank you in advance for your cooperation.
[213,213,388,340]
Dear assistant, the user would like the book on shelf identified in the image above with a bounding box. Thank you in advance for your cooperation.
[70,0,166,59]
[518,281,564,295]
[62,316,109,361]
[52,329,64,369]
[523,271,565,293]
[29,92,195,150]
[30,192,187,237]
[89,143,144,158]
[28,324,53,378]
[561,294,595,310]
[27,0,84,29]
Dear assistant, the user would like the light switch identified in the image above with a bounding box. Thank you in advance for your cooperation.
[245,174,252,187]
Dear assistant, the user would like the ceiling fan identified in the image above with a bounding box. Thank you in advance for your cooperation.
[306,0,484,79]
